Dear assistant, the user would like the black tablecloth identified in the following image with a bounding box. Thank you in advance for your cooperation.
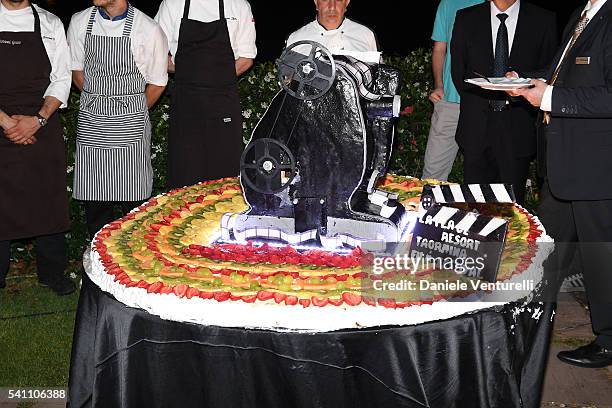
[68,274,554,408]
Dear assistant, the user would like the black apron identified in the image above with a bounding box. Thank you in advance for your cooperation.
[168,0,243,189]
[0,5,69,241]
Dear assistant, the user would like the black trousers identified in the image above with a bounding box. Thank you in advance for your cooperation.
[539,182,612,348]
[463,110,533,205]
[83,200,144,239]
[0,233,67,284]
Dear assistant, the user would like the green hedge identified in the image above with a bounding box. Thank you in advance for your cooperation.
[13,49,460,262]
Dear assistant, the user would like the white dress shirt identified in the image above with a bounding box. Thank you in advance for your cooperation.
[287,18,379,63]
[491,0,521,57]
[67,6,169,87]
[0,3,71,108]
[541,0,608,112]
[155,0,257,62]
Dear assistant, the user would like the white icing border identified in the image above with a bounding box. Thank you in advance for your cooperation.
[85,204,553,333]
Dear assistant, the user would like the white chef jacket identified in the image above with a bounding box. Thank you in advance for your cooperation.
[155,0,257,62]
[287,18,378,53]
[67,6,169,87]
[0,3,71,107]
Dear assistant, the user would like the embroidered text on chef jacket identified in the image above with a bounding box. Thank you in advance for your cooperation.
[0,3,71,107]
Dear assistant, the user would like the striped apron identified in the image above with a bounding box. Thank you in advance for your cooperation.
[73,6,152,202]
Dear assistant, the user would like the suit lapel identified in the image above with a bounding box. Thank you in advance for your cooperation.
[509,3,528,64]
[546,8,582,79]
[550,2,611,79]
[479,3,494,75]
[569,2,611,54]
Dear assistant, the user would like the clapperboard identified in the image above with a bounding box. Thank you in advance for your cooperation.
[410,204,509,282]
[420,183,516,212]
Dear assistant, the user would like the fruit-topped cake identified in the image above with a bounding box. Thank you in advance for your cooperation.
[86,175,551,332]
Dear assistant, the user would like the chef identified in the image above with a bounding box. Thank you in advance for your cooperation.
[67,0,169,238]
[0,0,74,295]
[286,0,379,61]
[155,0,257,189]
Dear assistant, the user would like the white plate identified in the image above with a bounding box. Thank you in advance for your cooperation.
[465,77,533,91]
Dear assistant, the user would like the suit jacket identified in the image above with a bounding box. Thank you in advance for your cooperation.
[451,2,558,156]
[544,1,612,200]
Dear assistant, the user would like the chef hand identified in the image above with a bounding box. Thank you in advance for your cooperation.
[429,87,444,103]
[20,134,38,145]
[0,117,34,145]
[4,129,38,145]
[5,115,41,144]
[2,124,36,145]
[512,79,547,108]
[1,116,18,132]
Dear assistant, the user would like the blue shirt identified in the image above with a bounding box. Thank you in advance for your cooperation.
[98,6,129,21]
[432,0,484,103]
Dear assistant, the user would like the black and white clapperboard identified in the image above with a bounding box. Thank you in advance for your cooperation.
[414,183,516,282]
[419,183,516,212]
[410,204,509,282]
[411,184,516,283]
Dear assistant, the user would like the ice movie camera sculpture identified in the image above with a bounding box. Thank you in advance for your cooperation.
[221,41,405,249]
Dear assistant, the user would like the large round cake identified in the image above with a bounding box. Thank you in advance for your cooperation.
[87,175,552,332]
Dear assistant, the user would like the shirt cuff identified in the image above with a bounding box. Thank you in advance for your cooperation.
[70,62,84,71]
[541,85,553,112]
[147,76,169,87]
[43,82,71,109]
[235,52,256,60]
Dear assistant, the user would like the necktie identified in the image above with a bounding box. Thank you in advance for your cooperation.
[544,10,589,123]
[491,13,509,111]
[550,11,589,86]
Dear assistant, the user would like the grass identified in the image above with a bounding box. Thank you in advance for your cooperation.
[550,336,592,349]
[0,261,79,388]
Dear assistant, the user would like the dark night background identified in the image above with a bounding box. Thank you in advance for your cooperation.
[40,0,586,62]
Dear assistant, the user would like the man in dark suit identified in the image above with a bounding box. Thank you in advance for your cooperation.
[513,0,612,368]
[450,0,557,205]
